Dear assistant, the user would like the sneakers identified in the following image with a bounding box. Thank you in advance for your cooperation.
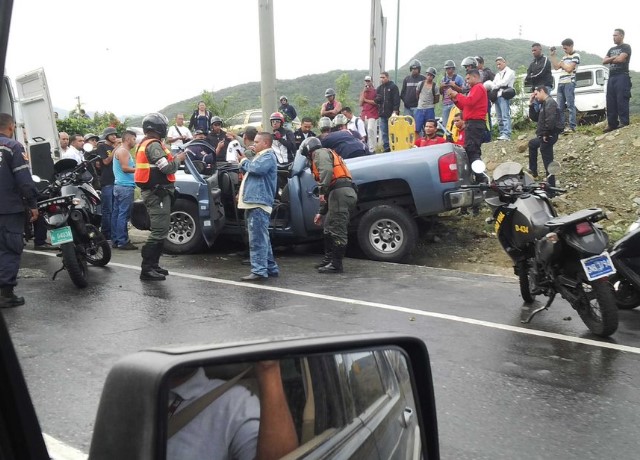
[116,242,138,250]
[497,135,510,141]
[562,127,575,134]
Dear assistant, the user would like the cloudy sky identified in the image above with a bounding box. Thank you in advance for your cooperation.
[6,0,635,117]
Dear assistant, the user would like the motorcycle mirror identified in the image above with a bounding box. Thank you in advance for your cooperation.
[471,160,487,174]
[83,143,94,153]
[547,161,560,176]
[31,175,41,183]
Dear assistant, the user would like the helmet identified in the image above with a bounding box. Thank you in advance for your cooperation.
[279,95,288,102]
[425,67,437,76]
[324,88,336,98]
[318,117,332,130]
[83,133,99,142]
[142,113,168,138]
[409,59,422,70]
[299,137,323,158]
[444,60,456,69]
[210,116,223,125]
[270,112,285,123]
[102,127,117,138]
[461,56,478,68]
[332,113,348,127]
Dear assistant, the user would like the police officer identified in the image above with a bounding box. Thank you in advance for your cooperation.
[0,113,39,307]
[299,137,357,274]
[134,113,185,281]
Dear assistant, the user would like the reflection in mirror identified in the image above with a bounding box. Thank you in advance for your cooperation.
[547,161,561,176]
[83,142,94,153]
[165,348,421,460]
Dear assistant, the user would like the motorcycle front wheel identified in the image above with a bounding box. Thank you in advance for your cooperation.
[575,279,619,337]
[61,242,88,288]
[517,260,535,304]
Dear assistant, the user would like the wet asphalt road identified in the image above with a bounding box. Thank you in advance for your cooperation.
[5,242,640,459]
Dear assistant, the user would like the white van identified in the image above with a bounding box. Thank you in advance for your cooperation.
[2,68,59,179]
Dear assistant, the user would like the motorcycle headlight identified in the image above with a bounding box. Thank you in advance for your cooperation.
[72,198,82,206]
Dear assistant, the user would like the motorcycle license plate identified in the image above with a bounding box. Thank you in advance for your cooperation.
[580,252,616,281]
[49,226,74,246]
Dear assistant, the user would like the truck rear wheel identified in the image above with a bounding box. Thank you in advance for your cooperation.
[357,205,417,262]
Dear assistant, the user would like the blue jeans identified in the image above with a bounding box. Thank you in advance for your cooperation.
[403,107,415,117]
[441,104,454,131]
[606,73,631,128]
[379,116,390,151]
[556,82,576,129]
[246,208,278,277]
[100,184,113,240]
[495,96,512,138]
[414,108,435,135]
[112,185,135,246]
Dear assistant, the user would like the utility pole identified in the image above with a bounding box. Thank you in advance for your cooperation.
[258,0,277,131]
[394,0,400,83]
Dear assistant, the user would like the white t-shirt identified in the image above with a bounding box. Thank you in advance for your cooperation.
[226,139,245,163]
[166,367,260,460]
[167,125,193,150]
[347,116,367,138]
[60,145,84,164]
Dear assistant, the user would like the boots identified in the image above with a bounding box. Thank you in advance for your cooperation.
[140,243,166,281]
[0,286,25,308]
[318,239,346,274]
[314,234,334,268]
[152,240,169,276]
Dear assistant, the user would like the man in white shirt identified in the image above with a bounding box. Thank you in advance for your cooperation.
[341,107,367,145]
[492,57,516,140]
[166,113,193,153]
[58,131,69,158]
[60,133,85,163]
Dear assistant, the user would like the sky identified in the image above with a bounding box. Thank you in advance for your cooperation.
[6,0,637,118]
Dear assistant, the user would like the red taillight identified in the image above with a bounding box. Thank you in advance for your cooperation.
[575,222,594,236]
[47,204,59,213]
[438,152,459,183]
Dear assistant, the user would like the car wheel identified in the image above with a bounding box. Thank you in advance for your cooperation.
[357,205,418,262]
[164,199,204,254]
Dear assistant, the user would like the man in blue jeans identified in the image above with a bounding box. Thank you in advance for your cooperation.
[603,28,632,132]
[237,132,279,282]
[375,72,400,152]
[550,38,580,133]
[96,127,119,241]
[112,130,138,250]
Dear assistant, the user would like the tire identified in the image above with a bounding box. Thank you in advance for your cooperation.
[517,260,535,304]
[574,279,619,337]
[357,205,418,262]
[612,277,640,310]
[164,199,204,254]
[61,242,88,288]
[85,237,111,267]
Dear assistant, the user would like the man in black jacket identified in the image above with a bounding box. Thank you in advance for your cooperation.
[375,72,400,152]
[528,86,563,186]
[525,43,553,111]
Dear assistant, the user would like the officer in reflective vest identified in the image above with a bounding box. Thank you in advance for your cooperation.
[299,137,357,273]
[134,113,185,281]
[0,113,39,307]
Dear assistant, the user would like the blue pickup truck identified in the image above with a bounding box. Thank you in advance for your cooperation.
[138,141,477,263]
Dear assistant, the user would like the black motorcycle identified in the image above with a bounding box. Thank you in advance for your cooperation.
[464,161,618,337]
[37,152,111,288]
[610,218,640,309]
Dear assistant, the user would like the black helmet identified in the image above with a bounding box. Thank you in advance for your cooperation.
[425,67,437,76]
[142,113,168,138]
[444,59,456,69]
[409,59,422,70]
[461,56,478,68]
[210,116,223,125]
[102,127,117,138]
[299,137,322,158]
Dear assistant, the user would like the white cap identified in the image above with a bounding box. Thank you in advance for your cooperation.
[364,75,372,81]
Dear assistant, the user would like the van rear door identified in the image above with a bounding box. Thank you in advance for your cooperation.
[15,68,58,180]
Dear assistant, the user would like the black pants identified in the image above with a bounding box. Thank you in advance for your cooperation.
[0,213,26,288]
[464,120,485,164]
[528,134,557,187]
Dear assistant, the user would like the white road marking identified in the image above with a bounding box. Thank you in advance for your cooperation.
[43,433,87,459]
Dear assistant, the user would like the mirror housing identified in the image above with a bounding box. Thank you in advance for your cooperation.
[83,142,94,153]
[89,334,439,460]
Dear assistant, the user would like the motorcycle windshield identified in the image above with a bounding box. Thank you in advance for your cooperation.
[493,162,523,181]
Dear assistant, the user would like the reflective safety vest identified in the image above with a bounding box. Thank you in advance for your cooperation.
[311,149,351,186]
[134,138,175,188]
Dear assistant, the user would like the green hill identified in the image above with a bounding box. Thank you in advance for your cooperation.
[146,38,638,125]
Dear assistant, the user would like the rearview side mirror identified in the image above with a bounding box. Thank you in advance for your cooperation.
[89,334,439,460]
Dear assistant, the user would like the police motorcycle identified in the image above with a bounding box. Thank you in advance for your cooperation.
[463,160,618,337]
[610,217,640,309]
[36,143,111,288]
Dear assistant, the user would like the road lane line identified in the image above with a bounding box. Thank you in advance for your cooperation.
[43,433,87,459]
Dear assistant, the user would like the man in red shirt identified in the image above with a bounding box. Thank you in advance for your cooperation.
[447,69,487,167]
[359,75,379,153]
[414,119,446,147]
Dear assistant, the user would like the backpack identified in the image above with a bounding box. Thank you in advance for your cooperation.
[417,81,440,104]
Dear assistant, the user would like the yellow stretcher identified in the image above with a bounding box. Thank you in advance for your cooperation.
[388,115,415,151]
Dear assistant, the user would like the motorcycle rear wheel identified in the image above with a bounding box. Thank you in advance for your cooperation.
[518,260,535,304]
[85,239,111,267]
[61,242,88,288]
[575,279,618,337]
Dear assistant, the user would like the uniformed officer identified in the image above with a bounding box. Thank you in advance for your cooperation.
[134,113,185,281]
[299,137,357,273]
[0,113,39,307]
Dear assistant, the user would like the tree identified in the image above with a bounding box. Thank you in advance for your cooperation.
[335,73,357,112]
[199,90,233,118]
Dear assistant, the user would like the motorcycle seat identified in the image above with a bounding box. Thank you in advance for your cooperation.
[546,208,605,228]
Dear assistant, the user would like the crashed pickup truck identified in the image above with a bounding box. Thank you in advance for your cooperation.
[135,141,477,263]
